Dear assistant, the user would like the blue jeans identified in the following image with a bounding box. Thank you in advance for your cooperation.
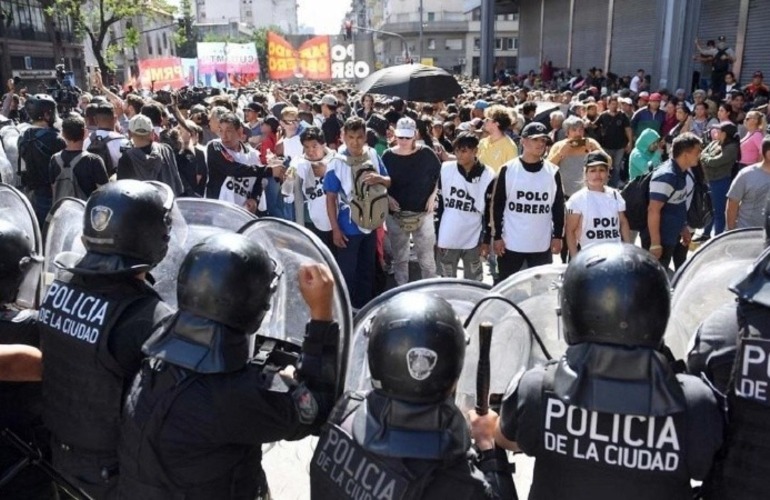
[605,148,626,188]
[703,176,730,236]
[335,232,376,309]
[264,177,285,218]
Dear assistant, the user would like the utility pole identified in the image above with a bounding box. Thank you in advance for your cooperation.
[418,0,424,64]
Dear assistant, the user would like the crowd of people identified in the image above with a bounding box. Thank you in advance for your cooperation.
[0,52,770,499]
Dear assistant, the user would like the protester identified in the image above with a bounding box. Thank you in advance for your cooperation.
[727,137,770,230]
[698,121,740,240]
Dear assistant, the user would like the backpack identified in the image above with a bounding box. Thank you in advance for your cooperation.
[686,170,713,229]
[17,127,56,187]
[344,153,388,231]
[620,170,655,231]
[87,132,119,176]
[712,49,730,73]
[52,152,87,203]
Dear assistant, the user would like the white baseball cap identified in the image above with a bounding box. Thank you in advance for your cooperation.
[395,117,416,138]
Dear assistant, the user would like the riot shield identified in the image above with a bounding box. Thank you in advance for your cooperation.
[43,197,86,291]
[151,198,255,306]
[457,264,567,415]
[0,183,43,308]
[666,228,765,360]
[0,124,24,186]
[345,279,492,394]
[0,138,15,187]
[238,217,352,395]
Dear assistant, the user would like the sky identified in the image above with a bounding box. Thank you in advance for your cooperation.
[297,0,350,34]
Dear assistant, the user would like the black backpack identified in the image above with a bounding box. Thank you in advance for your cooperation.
[712,49,730,73]
[621,170,655,231]
[87,132,120,176]
[686,170,713,229]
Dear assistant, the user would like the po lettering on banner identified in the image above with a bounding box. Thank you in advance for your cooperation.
[735,338,770,405]
[331,43,371,80]
[542,396,683,472]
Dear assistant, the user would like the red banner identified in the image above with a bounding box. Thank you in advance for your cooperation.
[137,57,186,90]
[268,32,331,81]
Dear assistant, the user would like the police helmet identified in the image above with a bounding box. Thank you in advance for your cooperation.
[0,220,34,304]
[367,292,465,404]
[730,245,770,308]
[561,243,670,348]
[80,180,173,273]
[177,233,279,333]
[24,94,57,122]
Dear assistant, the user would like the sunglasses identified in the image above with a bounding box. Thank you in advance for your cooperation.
[396,136,413,140]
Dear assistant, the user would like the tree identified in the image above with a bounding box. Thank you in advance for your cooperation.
[173,0,197,58]
[52,0,175,76]
[252,26,282,82]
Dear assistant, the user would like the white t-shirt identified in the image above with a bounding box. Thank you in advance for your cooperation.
[218,142,260,208]
[566,186,626,249]
[296,158,332,231]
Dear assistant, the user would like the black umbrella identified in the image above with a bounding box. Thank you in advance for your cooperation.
[357,64,463,102]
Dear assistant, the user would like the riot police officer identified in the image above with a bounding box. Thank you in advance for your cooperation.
[117,233,341,499]
[310,292,515,500]
[687,192,770,393]
[472,243,724,500]
[0,219,54,499]
[687,195,770,499]
[38,179,175,499]
[17,94,65,227]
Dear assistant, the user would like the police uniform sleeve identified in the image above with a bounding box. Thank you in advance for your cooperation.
[107,299,174,379]
[499,366,546,454]
[680,374,724,480]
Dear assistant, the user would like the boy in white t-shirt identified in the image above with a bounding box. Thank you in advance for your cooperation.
[565,151,631,257]
[295,126,335,251]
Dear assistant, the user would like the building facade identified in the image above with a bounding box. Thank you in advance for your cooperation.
[194,0,298,34]
[0,0,84,91]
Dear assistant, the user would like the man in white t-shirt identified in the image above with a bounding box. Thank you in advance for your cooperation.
[295,126,334,250]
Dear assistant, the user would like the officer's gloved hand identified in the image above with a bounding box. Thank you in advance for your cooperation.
[468,409,499,452]
[299,263,334,322]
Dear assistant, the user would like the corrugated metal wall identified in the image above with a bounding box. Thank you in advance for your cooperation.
[740,0,770,84]
[541,0,571,72]
[609,0,662,79]
[518,0,542,74]
[570,0,609,73]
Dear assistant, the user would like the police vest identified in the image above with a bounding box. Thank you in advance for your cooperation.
[118,361,268,500]
[501,159,558,253]
[527,365,691,500]
[38,278,151,453]
[310,393,490,500]
[709,302,770,499]
[438,162,494,250]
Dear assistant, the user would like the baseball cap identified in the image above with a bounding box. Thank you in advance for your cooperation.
[473,99,490,110]
[128,114,153,136]
[395,117,416,138]
[585,151,610,168]
[366,114,389,137]
[649,92,662,102]
[754,70,764,79]
[638,91,650,100]
[320,94,338,107]
[619,97,633,105]
[521,122,548,139]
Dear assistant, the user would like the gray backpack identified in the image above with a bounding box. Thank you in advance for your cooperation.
[345,153,388,231]
[52,152,87,203]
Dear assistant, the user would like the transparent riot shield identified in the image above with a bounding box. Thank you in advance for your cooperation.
[457,264,567,415]
[345,279,492,394]
[238,218,352,396]
[0,124,24,185]
[666,228,765,360]
[0,183,43,308]
[0,138,15,187]
[151,198,255,306]
[43,197,86,291]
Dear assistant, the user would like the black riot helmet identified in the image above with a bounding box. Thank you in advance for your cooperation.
[730,245,770,308]
[79,180,173,274]
[177,233,279,333]
[0,220,34,304]
[367,292,466,404]
[24,94,57,123]
[561,242,671,349]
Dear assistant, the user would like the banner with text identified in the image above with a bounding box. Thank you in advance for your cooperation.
[267,32,375,81]
[197,42,260,87]
[137,57,185,90]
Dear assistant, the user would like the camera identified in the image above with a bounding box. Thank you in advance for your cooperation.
[46,63,81,113]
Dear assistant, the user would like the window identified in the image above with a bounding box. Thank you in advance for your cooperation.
[495,38,502,50]
[427,38,435,50]
[427,12,435,22]
[147,35,153,55]
[472,8,481,21]
[445,39,463,51]
[162,32,168,50]
[473,38,480,51]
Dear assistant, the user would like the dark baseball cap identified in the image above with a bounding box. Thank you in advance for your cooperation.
[521,122,548,138]
[585,151,611,168]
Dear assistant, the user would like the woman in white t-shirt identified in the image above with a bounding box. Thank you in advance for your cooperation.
[565,151,631,257]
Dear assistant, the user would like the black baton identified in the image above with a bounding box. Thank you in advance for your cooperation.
[475,322,493,416]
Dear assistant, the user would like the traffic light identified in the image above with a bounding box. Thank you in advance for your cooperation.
[344,20,352,40]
